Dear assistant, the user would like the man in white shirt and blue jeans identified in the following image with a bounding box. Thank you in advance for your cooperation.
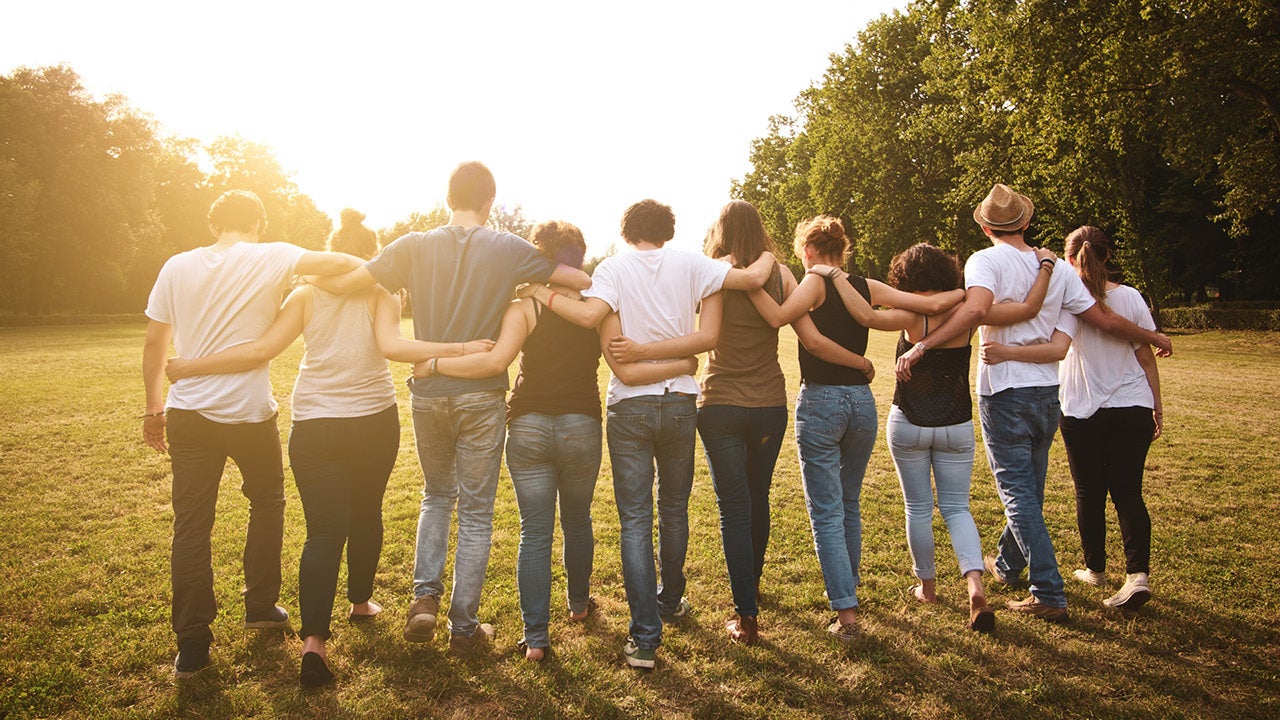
[895,184,1172,622]
[142,190,363,677]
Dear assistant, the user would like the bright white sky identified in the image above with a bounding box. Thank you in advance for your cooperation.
[3,0,903,256]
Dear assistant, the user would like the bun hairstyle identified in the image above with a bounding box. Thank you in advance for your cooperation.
[339,208,366,228]
[1064,225,1115,308]
[888,243,962,293]
[528,220,587,270]
[704,200,774,267]
[328,207,379,260]
[793,215,849,263]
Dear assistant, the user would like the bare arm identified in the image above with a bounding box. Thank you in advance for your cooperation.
[722,251,776,291]
[142,320,173,452]
[528,284,613,329]
[1076,303,1172,356]
[896,286,995,381]
[417,300,533,379]
[165,289,308,381]
[310,265,379,296]
[749,272,823,328]
[607,293,724,362]
[373,288,493,363]
[814,269,921,331]
[547,264,592,291]
[599,313,699,386]
[791,314,875,379]
[866,278,964,316]
[979,329,1072,365]
[1135,344,1164,440]
[294,251,366,277]
[983,249,1055,326]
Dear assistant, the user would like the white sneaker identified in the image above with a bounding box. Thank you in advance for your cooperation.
[1072,568,1108,587]
[1104,573,1152,610]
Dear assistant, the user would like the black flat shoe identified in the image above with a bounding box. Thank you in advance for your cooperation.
[300,651,335,688]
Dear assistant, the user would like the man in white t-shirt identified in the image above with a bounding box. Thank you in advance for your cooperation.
[141,190,364,677]
[523,199,773,669]
[895,184,1172,622]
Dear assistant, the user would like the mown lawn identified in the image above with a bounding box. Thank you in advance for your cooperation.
[0,323,1277,719]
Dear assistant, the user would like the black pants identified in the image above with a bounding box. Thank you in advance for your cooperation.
[289,405,399,640]
[1059,406,1155,575]
[166,409,286,645]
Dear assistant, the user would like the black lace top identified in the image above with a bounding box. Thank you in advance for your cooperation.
[892,321,972,427]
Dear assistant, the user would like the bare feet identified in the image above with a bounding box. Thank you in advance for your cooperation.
[912,580,938,604]
[302,635,327,662]
[349,600,382,621]
[525,645,546,662]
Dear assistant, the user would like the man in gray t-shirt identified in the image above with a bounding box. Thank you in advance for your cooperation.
[316,162,590,652]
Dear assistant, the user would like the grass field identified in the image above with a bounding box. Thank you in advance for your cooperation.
[1,323,1278,719]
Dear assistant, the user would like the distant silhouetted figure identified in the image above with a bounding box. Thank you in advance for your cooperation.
[329,208,379,260]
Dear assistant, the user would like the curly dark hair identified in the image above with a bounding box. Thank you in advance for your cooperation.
[528,220,587,269]
[888,244,962,293]
[620,199,675,245]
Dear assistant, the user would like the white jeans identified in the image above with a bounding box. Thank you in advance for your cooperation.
[886,405,983,580]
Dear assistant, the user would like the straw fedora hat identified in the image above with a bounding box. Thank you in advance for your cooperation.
[973,184,1034,230]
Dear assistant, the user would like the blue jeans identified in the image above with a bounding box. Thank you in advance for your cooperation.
[697,404,787,617]
[410,389,507,636]
[978,386,1066,608]
[886,406,983,580]
[505,412,602,649]
[794,383,877,611]
[606,393,698,650]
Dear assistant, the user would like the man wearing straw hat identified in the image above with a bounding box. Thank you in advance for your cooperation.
[895,183,1171,622]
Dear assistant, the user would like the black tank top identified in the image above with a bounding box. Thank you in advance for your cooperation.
[892,317,972,427]
[798,275,871,386]
[508,304,603,421]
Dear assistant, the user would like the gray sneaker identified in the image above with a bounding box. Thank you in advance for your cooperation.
[623,639,656,669]
[448,621,495,655]
[659,596,692,620]
[403,595,439,643]
[1104,573,1152,611]
[244,605,289,629]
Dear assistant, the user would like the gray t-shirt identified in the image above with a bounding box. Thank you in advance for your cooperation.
[366,225,555,398]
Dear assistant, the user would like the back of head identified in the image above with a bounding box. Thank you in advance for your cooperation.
[528,220,586,269]
[888,243,962,293]
[1064,225,1113,307]
[208,190,267,235]
[447,161,497,212]
[620,199,675,246]
[704,200,773,266]
[793,215,848,263]
[328,207,379,260]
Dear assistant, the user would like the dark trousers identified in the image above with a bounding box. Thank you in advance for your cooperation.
[697,404,787,618]
[166,409,286,645]
[289,405,399,640]
[1059,406,1155,575]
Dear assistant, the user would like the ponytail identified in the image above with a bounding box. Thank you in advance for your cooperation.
[1064,226,1112,308]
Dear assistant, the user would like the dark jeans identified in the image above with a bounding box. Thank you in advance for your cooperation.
[1059,406,1155,575]
[166,409,286,645]
[697,404,787,617]
[289,405,400,640]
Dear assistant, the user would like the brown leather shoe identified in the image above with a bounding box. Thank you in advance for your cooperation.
[968,597,996,633]
[1005,595,1068,623]
[448,622,495,655]
[403,594,439,643]
[726,614,759,645]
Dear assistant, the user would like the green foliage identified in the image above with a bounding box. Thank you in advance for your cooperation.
[0,65,332,314]
[378,206,451,246]
[734,0,1280,301]
[1160,306,1280,330]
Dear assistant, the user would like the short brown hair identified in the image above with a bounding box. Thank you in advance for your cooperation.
[447,161,496,212]
[620,199,675,246]
[793,215,848,262]
[704,200,774,266]
[208,190,267,235]
[528,220,587,269]
[888,243,962,293]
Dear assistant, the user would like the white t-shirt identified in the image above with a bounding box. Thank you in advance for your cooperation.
[583,246,730,405]
[1056,285,1156,418]
[145,242,306,423]
[966,244,1096,395]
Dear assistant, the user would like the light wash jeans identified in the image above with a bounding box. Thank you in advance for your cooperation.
[794,383,878,611]
[978,386,1067,608]
[697,404,788,618]
[505,412,602,650]
[885,405,983,580]
[410,389,507,637]
[606,393,698,651]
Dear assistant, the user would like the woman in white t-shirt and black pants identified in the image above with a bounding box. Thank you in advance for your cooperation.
[984,226,1163,611]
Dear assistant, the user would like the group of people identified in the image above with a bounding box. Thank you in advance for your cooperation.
[141,162,1171,686]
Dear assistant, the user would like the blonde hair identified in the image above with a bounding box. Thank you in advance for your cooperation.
[793,215,848,263]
